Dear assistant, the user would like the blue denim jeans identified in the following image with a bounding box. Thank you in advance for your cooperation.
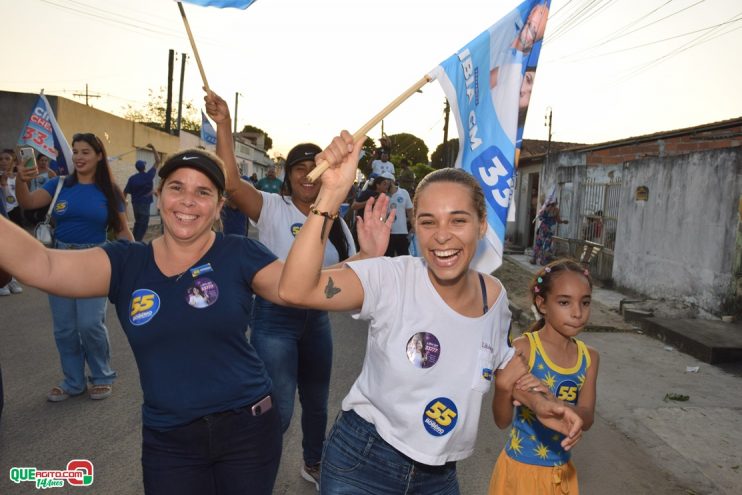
[321,410,460,495]
[142,399,282,495]
[250,296,332,466]
[132,203,151,242]
[49,240,116,394]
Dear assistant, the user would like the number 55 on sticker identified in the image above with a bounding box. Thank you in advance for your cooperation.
[422,397,458,436]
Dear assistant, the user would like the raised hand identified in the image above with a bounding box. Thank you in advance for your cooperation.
[17,162,39,182]
[203,88,231,124]
[356,195,394,258]
[314,131,363,201]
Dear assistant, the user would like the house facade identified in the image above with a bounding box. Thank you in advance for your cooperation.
[508,117,742,315]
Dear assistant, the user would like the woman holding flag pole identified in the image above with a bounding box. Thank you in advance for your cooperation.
[277,131,583,494]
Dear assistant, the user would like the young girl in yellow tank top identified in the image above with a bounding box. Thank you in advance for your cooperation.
[489,259,600,494]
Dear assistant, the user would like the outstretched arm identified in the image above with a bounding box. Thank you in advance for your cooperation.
[147,143,161,171]
[278,132,381,312]
[0,216,111,297]
[204,89,263,222]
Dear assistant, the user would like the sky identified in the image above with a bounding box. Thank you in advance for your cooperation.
[3,0,742,159]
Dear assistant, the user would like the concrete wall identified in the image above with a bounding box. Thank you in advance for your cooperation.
[0,92,44,149]
[55,97,181,192]
[613,148,742,313]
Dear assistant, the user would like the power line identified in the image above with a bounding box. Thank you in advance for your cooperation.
[557,16,742,64]
[38,0,222,46]
[551,0,707,62]
[612,9,742,84]
[547,0,615,43]
[591,0,677,46]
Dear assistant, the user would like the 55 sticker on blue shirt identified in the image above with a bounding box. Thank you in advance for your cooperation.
[129,289,161,326]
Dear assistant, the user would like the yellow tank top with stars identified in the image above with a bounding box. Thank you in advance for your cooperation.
[504,331,591,467]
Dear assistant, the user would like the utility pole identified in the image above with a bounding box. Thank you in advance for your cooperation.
[544,106,553,170]
[165,49,174,134]
[72,84,101,106]
[442,99,450,167]
[176,53,186,136]
[234,92,242,135]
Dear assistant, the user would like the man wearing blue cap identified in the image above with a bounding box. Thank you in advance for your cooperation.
[124,144,160,241]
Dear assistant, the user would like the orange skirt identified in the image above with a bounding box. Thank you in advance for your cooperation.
[488,450,579,495]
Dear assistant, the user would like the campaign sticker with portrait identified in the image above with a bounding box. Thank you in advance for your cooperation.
[405,332,441,369]
[185,277,219,309]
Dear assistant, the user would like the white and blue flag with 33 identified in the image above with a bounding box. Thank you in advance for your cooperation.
[17,93,73,176]
[428,0,550,273]
[177,0,258,9]
[201,111,218,146]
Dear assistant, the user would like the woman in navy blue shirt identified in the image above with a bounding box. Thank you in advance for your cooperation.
[16,133,133,403]
[2,148,328,494]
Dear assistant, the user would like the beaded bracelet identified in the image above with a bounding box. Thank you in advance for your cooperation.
[309,204,339,220]
[309,204,339,240]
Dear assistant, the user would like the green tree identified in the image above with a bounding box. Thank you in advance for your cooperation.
[411,163,435,183]
[386,133,429,166]
[240,124,273,152]
[430,138,459,169]
[358,136,377,178]
[123,87,200,133]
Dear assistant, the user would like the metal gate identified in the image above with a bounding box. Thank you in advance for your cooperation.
[575,178,622,279]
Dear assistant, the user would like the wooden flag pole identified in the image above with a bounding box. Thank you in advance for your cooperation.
[307,74,432,183]
[177,2,210,91]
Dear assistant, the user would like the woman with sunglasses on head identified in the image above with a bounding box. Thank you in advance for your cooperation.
[15,133,133,402]
[205,90,361,489]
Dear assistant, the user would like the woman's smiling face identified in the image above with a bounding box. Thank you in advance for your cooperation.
[414,181,486,287]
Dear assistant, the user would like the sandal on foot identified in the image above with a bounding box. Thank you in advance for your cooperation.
[47,386,82,402]
[89,384,113,400]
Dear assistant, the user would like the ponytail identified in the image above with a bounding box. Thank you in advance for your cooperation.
[525,317,547,334]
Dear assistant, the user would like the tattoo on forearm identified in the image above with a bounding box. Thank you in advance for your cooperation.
[324,277,341,299]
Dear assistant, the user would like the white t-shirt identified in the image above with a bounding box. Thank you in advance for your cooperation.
[389,187,412,234]
[344,256,513,465]
[371,160,395,177]
[2,176,18,212]
[255,191,356,266]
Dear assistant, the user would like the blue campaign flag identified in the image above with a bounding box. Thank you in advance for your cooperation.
[17,93,72,175]
[178,0,258,9]
[428,0,550,272]
[201,111,218,145]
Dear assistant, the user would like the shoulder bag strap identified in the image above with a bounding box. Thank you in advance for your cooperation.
[43,176,65,223]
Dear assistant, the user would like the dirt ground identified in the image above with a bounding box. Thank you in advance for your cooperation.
[493,257,637,333]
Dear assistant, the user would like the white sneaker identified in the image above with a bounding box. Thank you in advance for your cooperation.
[0,285,10,296]
[8,279,22,294]
[300,463,320,492]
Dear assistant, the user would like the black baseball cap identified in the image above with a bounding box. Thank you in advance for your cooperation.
[159,150,225,192]
[285,143,322,170]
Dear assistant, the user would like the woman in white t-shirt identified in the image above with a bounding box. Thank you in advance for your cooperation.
[278,132,585,494]
[205,91,366,489]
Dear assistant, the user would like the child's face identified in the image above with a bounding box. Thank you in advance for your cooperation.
[536,271,592,337]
